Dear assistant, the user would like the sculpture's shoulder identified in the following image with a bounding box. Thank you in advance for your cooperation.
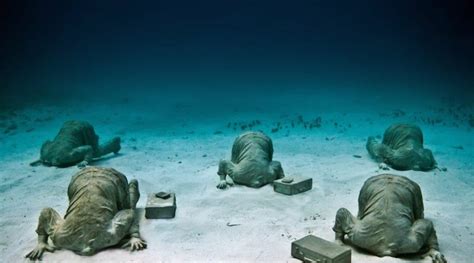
[235,131,269,142]
[364,174,418,188]
[59,120,94,135]
[70,167,127,188]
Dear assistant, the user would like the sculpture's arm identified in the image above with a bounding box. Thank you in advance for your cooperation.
[25,208,63,260]
[120,210,147,251]
[122,179,146,251]
[217,160,235,189]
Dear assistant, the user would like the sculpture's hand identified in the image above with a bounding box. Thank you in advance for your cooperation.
[216,180,228,189]
[334,232,345,246]
[121,237,147,251]
[25,242,55,260]
[77,160,88,169]
[378,162,390,171]
[424,248,447,263]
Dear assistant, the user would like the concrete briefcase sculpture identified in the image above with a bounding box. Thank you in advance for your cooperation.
[145,192,177,219]
[274,176,312,195]
[292,235,351,263]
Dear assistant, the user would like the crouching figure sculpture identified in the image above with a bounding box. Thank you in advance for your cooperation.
[333,174,446,262]
[217,131,285,189]
[30,120,121,168]
[25,167,146,260]
[366,123,436,171]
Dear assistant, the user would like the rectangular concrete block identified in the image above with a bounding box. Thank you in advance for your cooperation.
[291,235,351,263]
[145,192,176,219]
[274,176,312,195]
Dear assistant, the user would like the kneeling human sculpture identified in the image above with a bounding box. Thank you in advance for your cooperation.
[25,167,146,260]
[366,123,436,171]
[333,174,446,262]
[30,120,121,168]
[217,131,285,189]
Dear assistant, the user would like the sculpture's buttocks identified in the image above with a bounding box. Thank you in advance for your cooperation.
[217,131,284,189]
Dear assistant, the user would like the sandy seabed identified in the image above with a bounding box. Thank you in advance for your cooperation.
[0,99,472,263]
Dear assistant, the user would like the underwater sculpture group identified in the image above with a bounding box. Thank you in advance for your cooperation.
[25,121,446,262]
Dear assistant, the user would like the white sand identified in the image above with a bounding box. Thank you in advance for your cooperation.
[0,98,472,262]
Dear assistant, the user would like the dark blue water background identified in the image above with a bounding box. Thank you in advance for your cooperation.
[1,1,473,110]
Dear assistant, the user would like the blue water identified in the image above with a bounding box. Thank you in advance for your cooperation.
[1,1,473,109]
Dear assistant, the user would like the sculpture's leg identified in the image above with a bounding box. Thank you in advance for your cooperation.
[397,219,446,262]
[98,137,121,157]
[217,160,235,189]
[333,208,357,245]
[29,159,43,167]
[67,145,94,168]
[25,208,63,260]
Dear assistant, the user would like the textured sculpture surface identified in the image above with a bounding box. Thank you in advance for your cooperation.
[217,131,285,189]
[25,167,146,260]
[30,120,121,167]
[366,123,436,171]
[333,174,446,262]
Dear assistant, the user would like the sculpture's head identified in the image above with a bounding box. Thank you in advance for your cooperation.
[413,148,436,171]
